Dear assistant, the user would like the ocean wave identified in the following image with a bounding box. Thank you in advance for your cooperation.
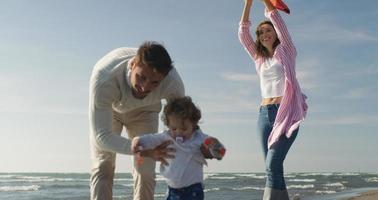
[206,176,236,180]
[0,175,18,179]
[234,173,266,179]
[315,190,336,194]
[324,182,344,187]
[333,172,360,176]
[233,186,264,191]
[288,179,316,182]
[113,195,128,200]
[203,173,221,180]
[0,177,88,183]
[287,184,314,189]
[114,178,133,182]
[120,184,134,187]
[204,187,220,192]
[297,172,333,176]
[0,185,40,192]
[154,193,166,198]
[155,176,166,182]
[45,184,88,190]
[365,177,378,182]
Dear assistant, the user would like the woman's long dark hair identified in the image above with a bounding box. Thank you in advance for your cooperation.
[255,20,280,58]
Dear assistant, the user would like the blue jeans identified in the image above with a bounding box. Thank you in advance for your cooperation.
[166,183,204,200]
[257,104,298,190]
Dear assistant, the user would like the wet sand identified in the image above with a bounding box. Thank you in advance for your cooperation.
[346,189,378,200]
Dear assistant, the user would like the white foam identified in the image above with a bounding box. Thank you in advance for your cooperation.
[315,190,336,194]
[203,173,220,180]
[288,179,316,182]
[0,177,87,183]
[155,176,166,182]
[287,184,314,189]
[207,176,236,180]
[365,177,378,182]
[204,187,220,192]
[0,175,17,179]
[114,178,133,182]
[234,173,266,179]
[233,186,264,191]
[121,184,134,187]
[154,193,166,198]
[334,172,360,176]
[0,185,40,192]
[324,182,344,187]
[298,172,333,176]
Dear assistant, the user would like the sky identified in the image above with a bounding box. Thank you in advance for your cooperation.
[0,0,377,173]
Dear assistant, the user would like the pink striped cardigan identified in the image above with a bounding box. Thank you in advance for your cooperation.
[238,9,308,148]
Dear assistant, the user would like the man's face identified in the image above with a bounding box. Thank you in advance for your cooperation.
[129,61,165,99]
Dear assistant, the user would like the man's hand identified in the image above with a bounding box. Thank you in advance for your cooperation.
[139,140,175,166]
[131,137,141,153]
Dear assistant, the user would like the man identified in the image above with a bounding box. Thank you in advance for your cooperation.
[89,41,185,200]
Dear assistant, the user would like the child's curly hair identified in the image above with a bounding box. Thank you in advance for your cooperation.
[162,96,201,130]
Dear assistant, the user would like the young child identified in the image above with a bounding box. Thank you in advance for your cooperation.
[131,96,225,200]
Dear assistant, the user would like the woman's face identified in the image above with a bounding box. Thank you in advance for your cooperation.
[258,23,277,50]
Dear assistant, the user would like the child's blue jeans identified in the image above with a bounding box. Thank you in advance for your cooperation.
[166,182,204,200]
[257,104,298,190]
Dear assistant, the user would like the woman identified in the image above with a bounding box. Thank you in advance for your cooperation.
[238,0,308,199]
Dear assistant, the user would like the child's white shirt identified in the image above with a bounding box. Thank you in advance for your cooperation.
[137,129,208,188]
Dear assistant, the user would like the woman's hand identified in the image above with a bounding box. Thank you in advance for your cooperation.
[139,140,175,166]
[241,0,253,22]
[262,0,275,11]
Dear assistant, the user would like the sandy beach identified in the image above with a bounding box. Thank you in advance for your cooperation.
[346,189,378,200]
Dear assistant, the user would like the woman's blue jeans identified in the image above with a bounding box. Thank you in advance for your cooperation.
[257,104,298,190]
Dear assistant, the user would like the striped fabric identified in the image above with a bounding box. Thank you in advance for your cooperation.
[238,9,308,148]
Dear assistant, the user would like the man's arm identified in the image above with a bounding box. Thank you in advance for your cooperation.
[89,80,133,154]
[131,133,171,151]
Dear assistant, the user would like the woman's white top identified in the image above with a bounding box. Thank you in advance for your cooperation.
[259,57,285,98]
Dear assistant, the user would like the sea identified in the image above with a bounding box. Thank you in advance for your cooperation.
[0,172,377,200]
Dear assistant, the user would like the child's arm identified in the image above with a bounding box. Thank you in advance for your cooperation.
[197,131,226,160]
[202,137,226,160]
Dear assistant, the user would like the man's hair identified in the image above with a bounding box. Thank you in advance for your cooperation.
[134,41,173,76]
[162,96,201,129]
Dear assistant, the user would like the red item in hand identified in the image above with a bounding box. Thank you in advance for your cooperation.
[271,0,290,14]
[219,148,226,157]
[204,137,212,146]
[204,137,226,160]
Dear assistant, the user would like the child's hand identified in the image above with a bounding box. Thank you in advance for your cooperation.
[202,137,226,160]
[200,143,213,159]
